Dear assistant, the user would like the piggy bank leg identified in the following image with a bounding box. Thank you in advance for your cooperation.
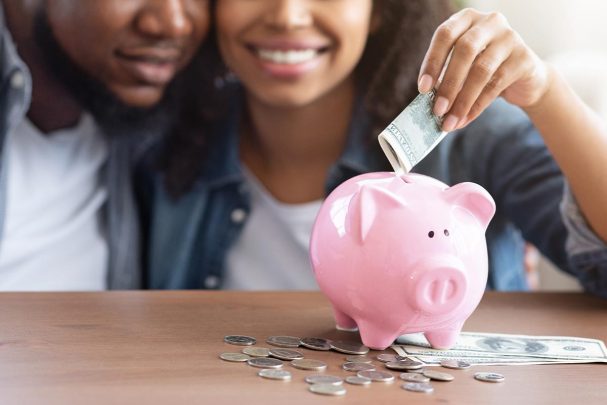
[424,324,463,349]
[332,307,358,332]
[356,320,398,350]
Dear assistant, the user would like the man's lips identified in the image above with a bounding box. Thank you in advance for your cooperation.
[115,47,184,85]
[116,47,183,63]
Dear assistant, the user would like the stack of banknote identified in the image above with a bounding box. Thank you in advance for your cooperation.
[393,332,607,365]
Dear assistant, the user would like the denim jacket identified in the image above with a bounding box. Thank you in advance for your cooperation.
[140,92,607,296]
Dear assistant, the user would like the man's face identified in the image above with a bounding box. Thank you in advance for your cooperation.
[44,0,210,108]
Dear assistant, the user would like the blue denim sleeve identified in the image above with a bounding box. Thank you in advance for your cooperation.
[458,100,607,297]
[560,183,607,297]
[458,101,569,270]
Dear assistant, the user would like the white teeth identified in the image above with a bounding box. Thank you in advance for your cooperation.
[257,48,318,64]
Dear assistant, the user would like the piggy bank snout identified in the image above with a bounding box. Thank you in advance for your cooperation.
[410,261,468,315]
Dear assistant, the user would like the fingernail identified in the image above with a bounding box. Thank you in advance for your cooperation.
[418,74,433,93]
[434,96,449,116]
[457,117,468,129]
[442,115,459,132]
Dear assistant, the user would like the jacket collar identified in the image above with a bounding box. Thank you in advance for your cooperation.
[1,4,28,85]
[336,96,387,174]
[197,86,387,191]
[0,3,8,80]
[1,4,32,146]
[197,89,245,189]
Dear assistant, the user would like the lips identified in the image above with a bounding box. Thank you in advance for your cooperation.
[115,47,184,85]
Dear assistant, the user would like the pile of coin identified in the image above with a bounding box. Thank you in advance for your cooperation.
[221,335,505,396]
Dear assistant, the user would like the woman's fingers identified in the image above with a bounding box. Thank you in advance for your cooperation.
[418,8,548,131]
[458,53,527,128]
[433,20,505,112]
[418,8,475,93]
[444,33,516,130]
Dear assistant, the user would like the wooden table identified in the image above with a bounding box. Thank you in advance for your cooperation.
[1,291,606,404]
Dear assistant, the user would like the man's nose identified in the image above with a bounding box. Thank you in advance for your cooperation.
[136,0,193,39]
[264,0,313,30]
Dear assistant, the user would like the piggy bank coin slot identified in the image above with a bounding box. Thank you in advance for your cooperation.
[399,175,412,184]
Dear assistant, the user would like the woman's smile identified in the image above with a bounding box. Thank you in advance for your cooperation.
[216,0,373,107]
[245,39,330,79]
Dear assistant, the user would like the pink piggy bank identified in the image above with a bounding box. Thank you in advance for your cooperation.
[310,172,495,350]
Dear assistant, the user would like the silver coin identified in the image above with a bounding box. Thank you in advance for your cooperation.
[291,359,327,371]
[305,375,343,385]
[247,357,284,369]
[300,337,332,351]
[423,369,455,382]
[266,336,301,348]
[357,370,395,383]
[330,341,369,355]
[402,382,434,393]
[342,362,376,372]
[376,353,399,363]
[440,359,471,370]
[224,335,256,346]
[345,355,373,364]
[345,376,372,386]
[219,352,251,362]
[309,383,346,396]
[242,347,271,357]
[400,372,430,383]
[385,359,424,370]
[269,348,304,360]
[258,369,292,380]
[474,372,505,383]
[395,358,423,366]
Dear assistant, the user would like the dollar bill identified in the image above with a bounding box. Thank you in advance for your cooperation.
[392,332,607,364]
[378,90,447,174]
[391,346,605,366]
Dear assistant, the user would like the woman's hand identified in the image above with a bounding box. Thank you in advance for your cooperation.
[418,8,551,131]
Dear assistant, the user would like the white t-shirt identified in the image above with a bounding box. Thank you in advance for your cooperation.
[223,167,322,290]
[0,114,108,291]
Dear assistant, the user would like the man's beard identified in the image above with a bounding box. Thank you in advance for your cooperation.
[33,11,178,136]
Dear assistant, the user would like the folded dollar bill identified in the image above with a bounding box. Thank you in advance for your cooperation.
[391,332,607,365]
[378,90,447,174]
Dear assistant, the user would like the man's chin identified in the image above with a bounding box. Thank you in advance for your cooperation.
[111,85,166,109]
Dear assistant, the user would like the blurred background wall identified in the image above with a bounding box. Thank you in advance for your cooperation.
[468,0,607,119]
[465,0,607,291]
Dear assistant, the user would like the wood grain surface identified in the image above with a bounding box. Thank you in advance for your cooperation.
[0,291,606,404]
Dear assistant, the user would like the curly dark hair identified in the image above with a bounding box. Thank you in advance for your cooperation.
[164,0,455,196]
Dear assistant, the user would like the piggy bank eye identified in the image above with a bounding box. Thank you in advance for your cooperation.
[428,231,434,238]
[444,229,450,236]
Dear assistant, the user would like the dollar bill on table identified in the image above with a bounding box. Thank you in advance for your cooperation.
[390,332,607,366]
[378,90,447,174]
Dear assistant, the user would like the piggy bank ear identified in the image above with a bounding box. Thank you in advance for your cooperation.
[444,182,496,229]
[348,185,405,243]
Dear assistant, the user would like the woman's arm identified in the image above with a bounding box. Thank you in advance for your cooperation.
[523,67,607,242]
